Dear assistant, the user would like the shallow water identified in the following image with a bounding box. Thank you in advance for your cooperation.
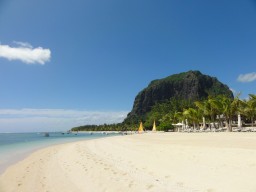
[0,132,117,174]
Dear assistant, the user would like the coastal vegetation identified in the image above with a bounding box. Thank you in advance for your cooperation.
[71,71,256,132]
[147,94,256,132]
[72,123,137,132]
[71,94,256,132]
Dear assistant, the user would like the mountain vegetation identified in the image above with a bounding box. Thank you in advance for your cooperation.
[124,70,233,125]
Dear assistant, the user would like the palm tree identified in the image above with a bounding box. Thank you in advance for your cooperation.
[243,94,256,127]
[183,108,201,130]
[194,100,209,129]
[216,94,245,131]
[217,95,234,131]
[232,94,246,128]
[195,97,224,130]
[207,96,222,129]
[249,94,256,101]
[172,111,184,124]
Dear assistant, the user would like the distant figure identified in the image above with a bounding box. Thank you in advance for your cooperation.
[44,132,50,137]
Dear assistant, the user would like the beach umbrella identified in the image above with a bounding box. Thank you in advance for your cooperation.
[138,122,144,133]
[152,120,157,132]
[175,123,183,132]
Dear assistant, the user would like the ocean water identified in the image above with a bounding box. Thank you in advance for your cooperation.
[0,132,117,174]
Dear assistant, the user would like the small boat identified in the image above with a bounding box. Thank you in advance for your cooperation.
[44,132,50,137]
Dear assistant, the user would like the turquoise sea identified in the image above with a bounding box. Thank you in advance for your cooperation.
[0,132,117,174]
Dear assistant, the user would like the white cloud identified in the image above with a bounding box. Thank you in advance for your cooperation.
[13,41,33,48]
[237,72,256,83]
[0,42,51,64]
[0,109,128,132]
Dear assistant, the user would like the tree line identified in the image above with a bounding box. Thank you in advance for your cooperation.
[71,94,256,132]
[71,123,138,132]
[146,94,256,132]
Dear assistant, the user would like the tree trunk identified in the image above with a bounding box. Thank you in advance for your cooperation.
[225,118,231,132]
[217,114,221,128]
[229,119,232,132]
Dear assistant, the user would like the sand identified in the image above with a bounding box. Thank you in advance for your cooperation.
[1,132,256,192]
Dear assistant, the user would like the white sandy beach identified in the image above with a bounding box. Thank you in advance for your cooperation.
[1,132,256,192]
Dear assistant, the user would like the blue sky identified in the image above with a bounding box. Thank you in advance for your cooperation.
[0,0,256,132]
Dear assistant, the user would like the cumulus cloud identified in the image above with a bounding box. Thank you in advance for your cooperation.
[237,72,256,83]
[0,42,51,64]
[0,109,128,132]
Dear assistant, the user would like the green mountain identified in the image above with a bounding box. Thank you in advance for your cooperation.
[124,70,233,124]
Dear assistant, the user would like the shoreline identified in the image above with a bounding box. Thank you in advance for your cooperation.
[1,132,256,191]
[0,132,118,175]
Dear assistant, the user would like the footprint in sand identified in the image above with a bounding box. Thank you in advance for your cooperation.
[128,182,133,188]
[147,184,154,189]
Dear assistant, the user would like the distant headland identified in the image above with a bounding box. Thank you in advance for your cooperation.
[71,70,255,132]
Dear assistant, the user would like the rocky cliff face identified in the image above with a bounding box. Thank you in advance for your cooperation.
[125,71,233,122]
